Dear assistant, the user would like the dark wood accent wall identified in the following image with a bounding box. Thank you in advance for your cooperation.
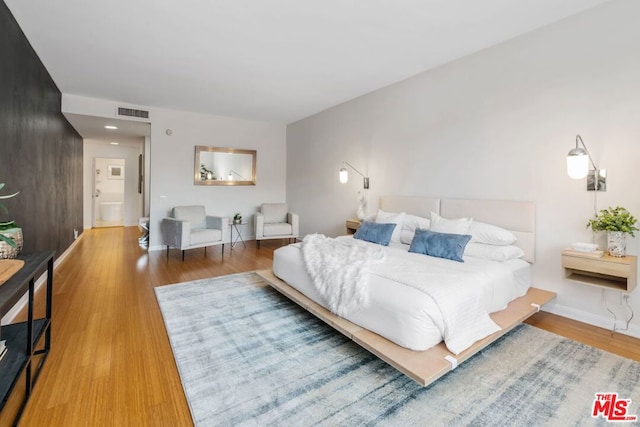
[0,1,83,258]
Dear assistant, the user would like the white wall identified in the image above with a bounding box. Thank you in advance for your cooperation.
[149,107,286,248]
[65,95,287,248]
[83,140,143,228]
[143,136,151,217]
[286,0,640,336]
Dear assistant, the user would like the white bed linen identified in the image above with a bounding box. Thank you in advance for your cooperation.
[272,237,530,352]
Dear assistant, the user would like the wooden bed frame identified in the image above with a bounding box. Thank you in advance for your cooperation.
[258,196,557,386]
[257,270,555,386]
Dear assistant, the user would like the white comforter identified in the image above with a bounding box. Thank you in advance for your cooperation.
[296,236,520,355]
[372,251,502,354]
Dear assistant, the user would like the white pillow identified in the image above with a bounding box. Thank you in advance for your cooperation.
[430,212,472,235]
[400,214,430,245]
[375,209,405,244]
[464,243,525,262]
[469,221,516,246]
[363,212,377,222]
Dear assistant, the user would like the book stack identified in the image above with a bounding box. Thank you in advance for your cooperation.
[563,248,604,259]
[0,339,6,362]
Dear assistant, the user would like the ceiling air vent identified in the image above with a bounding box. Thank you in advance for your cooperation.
[116,105,150,121]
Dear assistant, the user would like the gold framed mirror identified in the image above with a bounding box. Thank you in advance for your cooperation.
[194,146,257,186]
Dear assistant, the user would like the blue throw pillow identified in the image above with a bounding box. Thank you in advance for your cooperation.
[409,228,471,262]
[353,221,396,246]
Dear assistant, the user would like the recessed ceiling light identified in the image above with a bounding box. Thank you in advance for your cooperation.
[110,142,119,145]
[104,125,118,130]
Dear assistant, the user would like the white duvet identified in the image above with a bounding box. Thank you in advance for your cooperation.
[372,250,503,354]
[273,236,531,354]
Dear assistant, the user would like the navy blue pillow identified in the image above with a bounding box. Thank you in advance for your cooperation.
[409,228,471,262]
[353,221,396,246]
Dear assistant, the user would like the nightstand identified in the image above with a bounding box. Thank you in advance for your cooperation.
[561,250,637,293]
[346,219,360,234]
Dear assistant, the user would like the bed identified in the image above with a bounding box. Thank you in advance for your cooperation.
[257,196,556,386]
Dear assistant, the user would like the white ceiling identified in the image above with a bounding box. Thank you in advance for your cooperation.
[7,0,610,124]
[63,113,150,145]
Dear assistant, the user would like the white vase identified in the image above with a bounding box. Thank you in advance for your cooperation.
[607,231,626,257]
[356,191,367,221]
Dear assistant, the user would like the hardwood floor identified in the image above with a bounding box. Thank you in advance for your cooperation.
[524,311,640,361]
[18,227,274,426]
[12,227,640,425]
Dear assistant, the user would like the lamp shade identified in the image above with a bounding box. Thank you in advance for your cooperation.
[339,167,348,184]
[567,147,589,179]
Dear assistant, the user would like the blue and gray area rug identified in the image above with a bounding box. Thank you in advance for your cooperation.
[155,272,640,426]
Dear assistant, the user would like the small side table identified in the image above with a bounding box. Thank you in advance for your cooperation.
[561,250,637,293]
[562,250,637,332]
[229,222,247,249]
[138,217,150,248]
[346,219,361,234]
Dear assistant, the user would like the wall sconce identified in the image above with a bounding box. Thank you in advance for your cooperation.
[339,161,369,189]
[566,134,606,191]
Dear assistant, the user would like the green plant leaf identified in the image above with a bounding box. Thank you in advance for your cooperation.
[0,233,17,248]
[0,183,19,219]
[0,191,19,199]
[586,206,639,237]
[0,221,18,231]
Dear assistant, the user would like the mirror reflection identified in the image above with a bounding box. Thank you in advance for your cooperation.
[194,146,256,186]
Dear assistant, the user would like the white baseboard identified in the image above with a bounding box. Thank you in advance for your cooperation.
[1,233,84,325]
[543,302,640,339]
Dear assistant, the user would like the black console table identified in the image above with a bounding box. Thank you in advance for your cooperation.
[0,251,54,425]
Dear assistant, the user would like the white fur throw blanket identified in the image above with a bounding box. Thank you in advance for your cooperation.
[301,234,385,316]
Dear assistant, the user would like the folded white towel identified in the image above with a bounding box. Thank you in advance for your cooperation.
[571,242,598,252]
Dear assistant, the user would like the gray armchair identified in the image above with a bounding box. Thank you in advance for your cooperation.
[255,203,299,248]
[161,205,230,260]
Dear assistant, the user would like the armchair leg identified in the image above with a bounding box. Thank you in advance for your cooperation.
[256,240,261,249]
[204,246,207,257]
[182,250,185,262]
[166,245,170,260]
[222,244,225,256]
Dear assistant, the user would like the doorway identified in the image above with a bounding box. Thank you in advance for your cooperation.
[62,113,150,231]
[94,157,125,227]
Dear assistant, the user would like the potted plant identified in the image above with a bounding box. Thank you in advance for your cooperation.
[233,213,242,224]
[200,164,215,180]
[587,206,638,257]
[0,183,23,259]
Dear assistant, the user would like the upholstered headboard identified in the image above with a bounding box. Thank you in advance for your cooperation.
[380,196,535,263]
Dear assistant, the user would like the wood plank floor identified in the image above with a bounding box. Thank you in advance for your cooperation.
[13,227,640,426]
